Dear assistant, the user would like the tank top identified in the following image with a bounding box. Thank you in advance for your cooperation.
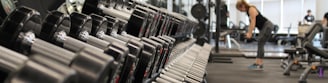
[246,6,268,30]
[325,12,328,26]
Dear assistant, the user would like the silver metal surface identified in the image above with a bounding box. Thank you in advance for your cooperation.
[31,39,76,65]
[63,37,103,52]
[0,46,28,71]
[19,31,36,46]
[79,30,90,41]
[102,35,126,45]
[99,4,131,21]
[86,36,110,49]
[54,30,67,43]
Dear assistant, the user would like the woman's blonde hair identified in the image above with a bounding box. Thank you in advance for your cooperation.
[236,0,252,10]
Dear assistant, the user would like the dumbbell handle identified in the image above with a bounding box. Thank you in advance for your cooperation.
[87,36,111,49]
[0,46,28,71]
[31,39,76,65]
[99,5,131,21]
[102,35,127,45]
[63,36,104,53]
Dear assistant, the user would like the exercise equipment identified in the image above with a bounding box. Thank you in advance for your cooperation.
[0,1,210,83]
[40,11,136,83]
[279,23,327,83]
[276,24,297,45]
[191,3,207,19]
[321,26,328,48]
[153,39,212,83]
[0,46,77,83]
[82,0,197,40]
[281,24,320,76]
[0,7,117,83]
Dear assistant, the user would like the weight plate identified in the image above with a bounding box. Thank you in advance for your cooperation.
[0,7,41,48]
[69,12,92,41]
[191,3,206,19]
[193,21,206,37]
[90,14,108,37]
[104,16,118,35]
[40,11,70,44]
[82,0,101,15]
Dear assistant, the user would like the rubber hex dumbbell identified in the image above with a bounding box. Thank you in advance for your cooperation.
[140,38,165,78]
[105,16,174,82]
[149,36,171,72]
[83,0,156,38]
[92,14,162,83]
[88,14,141,83]
[125,2,196,37]
[0,46,77,83]
[90,13,172,83]
[68,12,131,83]
[157,36,176,67]
[84,0,196,38]
[89,14,139,83]
[0,7,116,83]
[133,41,157,83]
[40,11,130,82]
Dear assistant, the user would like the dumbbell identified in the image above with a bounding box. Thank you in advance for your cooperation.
[0,7,117,83]
[41,10,150,83]
[39,10,131,82]
[118,30,177,83]
[109,19,174,82]
[157,36,176,68]
[149,36,173,72]
[101,15,167,83]
[110,0,197,38]
[0,46,77,83]
[88,14,143,83]
[156,45,209,83]
[83,0,168,38]
[83,11,160,81]
[145,36,177,79]
[139,38,165,79]
[82,0,182,80]
[66,12,135,83]
[130,1,197,37]
[104,17,161,83]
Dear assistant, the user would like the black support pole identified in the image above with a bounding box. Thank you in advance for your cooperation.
[208,0,211,43]
[215,0,221,52]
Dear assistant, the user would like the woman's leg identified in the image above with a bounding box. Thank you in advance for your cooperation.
[256,21,273,65]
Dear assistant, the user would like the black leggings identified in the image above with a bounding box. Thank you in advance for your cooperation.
[257,21,273,58]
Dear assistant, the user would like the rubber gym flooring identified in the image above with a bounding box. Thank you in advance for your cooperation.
[206,40,328,83]
[206,58,328,83]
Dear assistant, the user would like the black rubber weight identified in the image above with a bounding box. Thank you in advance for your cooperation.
[69,12,92,40]
[40,11,70,43]
[90,14,108,37]
[0,7,41,48]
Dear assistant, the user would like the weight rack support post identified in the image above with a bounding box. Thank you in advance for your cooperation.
[215,0,221,52]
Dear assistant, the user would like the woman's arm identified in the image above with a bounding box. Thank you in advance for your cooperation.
[247,7,258,34]
[323,18,327,27]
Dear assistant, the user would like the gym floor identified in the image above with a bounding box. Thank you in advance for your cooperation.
[207,40,328,83]
[206,58,328,83]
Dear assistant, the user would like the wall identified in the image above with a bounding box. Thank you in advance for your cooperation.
[316,0,328,20]
[136,0,325,33]
[225,0,318,34]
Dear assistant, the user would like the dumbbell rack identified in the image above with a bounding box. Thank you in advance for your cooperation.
[0,0,212,83]
[153,39,212,83]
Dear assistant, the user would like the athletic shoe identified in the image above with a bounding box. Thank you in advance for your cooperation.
[248,63,263,70]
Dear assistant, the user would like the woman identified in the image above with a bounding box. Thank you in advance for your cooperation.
[236,0,274,70]
[323,12,328,27]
